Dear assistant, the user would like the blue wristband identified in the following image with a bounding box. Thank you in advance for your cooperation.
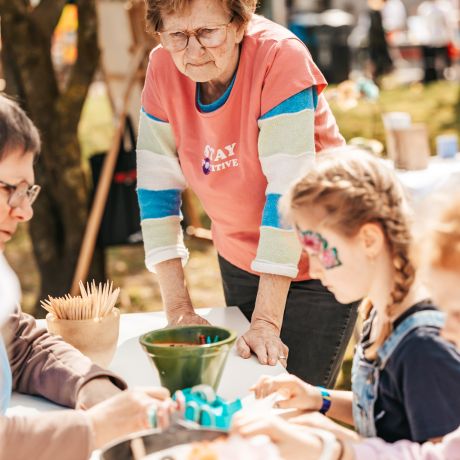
[317,386,331,414]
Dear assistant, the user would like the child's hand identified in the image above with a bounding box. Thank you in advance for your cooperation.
[231,412,334,460]
[250,374,323,411]
[289,412,360,442]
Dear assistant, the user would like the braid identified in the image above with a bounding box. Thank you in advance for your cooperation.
[365,246,416,360]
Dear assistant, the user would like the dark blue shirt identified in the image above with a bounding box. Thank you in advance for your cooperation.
[365,302,460,442]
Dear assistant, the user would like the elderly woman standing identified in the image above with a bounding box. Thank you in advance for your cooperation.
[137,0,358,385]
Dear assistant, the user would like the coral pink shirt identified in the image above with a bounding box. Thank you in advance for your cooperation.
[137,15,344,279]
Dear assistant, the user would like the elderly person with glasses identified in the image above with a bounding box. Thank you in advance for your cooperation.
[137,0,358,385]
[0,95,175,460]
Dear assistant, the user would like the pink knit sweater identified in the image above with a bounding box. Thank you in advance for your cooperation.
[353,426,460,460]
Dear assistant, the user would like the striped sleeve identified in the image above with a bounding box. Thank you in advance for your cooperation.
[136,107,188,272]
[251,87,318,278]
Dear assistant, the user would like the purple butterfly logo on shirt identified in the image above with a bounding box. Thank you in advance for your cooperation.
[202,157,211,175]
[202,145,214,175]
[201,143,239,175]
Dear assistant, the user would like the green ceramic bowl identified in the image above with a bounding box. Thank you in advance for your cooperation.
[139,325,237,394]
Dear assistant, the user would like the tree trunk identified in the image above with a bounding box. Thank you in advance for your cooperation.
[0,0,105,317]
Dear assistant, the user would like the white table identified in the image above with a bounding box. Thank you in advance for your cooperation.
[394,155,460,202]
[8,307,285,414]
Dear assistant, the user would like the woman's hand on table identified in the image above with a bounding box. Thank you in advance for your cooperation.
[155,259,209,327]
[76,377,123,410]
[232,412,341,460]
[251,374,322,411]
[86,387,174,449]
[237,319,289,367]
[238,274,291,367]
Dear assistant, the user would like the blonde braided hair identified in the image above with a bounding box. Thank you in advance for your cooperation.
[281,149,415,360]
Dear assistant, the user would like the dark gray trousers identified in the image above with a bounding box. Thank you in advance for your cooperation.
[218,255,359,387]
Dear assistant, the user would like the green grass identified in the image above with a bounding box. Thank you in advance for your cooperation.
[330,80,459,153]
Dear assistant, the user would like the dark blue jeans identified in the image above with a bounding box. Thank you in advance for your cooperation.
[218,255,359,387]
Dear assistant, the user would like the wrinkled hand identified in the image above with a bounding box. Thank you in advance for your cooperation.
[251,374,322,411]
[237,320,289,367]
[232,412,327,460]
[76,377,122,410]
[87,387,173,449]
[288,412,360,442]
[168,311,210,327]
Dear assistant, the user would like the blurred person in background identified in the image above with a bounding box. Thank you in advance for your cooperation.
[417,0,455,82]
[367,0,393,80]
[382,0,407,37]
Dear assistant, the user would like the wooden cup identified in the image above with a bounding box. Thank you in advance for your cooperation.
[46,309,120,368]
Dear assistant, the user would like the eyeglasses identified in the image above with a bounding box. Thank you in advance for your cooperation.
[157,17,234,52]
[296,228,342,270]
[0,180,41,208]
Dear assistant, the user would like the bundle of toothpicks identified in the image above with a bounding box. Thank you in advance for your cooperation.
[41,280,120,321]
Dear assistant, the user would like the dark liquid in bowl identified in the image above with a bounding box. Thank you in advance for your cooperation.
[154,342,198,347]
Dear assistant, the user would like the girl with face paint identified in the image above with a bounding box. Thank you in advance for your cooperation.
[238,149,460,446]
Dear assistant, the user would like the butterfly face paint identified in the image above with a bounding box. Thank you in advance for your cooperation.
[296,229,342,270]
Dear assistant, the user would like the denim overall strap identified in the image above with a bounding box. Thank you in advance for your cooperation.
[352,342,380,437]
[376,311,445,368]
[352,310,445,437]
[0,337,12,415]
